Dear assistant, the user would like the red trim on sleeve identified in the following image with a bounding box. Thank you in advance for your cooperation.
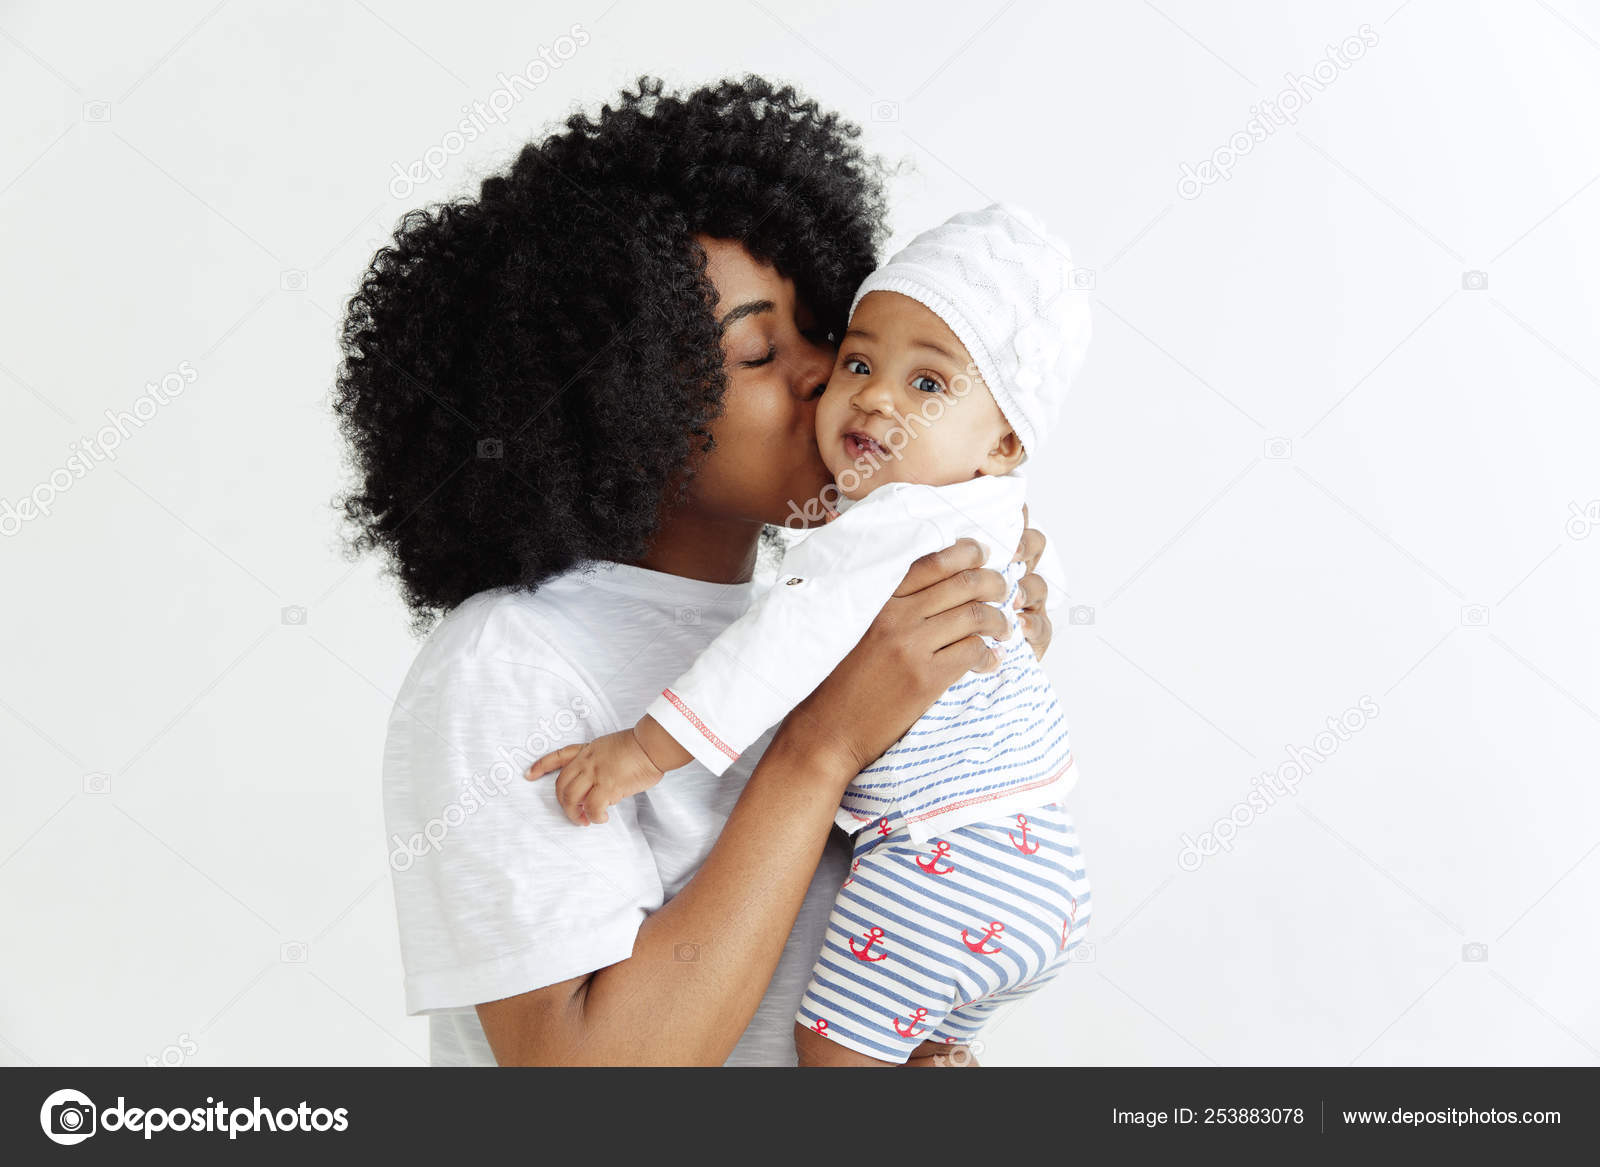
[660,688,740,762]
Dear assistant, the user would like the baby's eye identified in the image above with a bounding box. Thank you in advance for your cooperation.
[844,357,870,375]
[912,374,945,394]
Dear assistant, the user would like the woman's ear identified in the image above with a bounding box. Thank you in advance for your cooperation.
[984,429,1026,475]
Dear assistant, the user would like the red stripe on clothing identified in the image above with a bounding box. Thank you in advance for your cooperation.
[903,755,1075,825]
[660,688,740,761]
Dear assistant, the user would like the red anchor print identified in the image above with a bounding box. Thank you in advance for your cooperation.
[876,817,892,839]
[850,926,889,961]
[1060,894,1080,951]
[811,1018,829,1036]
[892,1007,928,1038]
[1009,813,1040,854]
[915,840,955,875]
[842,859,861,888]
[961,920,1005,954]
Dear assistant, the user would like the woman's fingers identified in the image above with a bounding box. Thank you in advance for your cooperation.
[1011,519,1045,574]
[1010,569,1047,613]
[931,635,1001,683]
[895,538,989,598]
[924,596,1011,648]
[913,565,1008,619]
[524,743,581,782]
[1021,604,1053,660]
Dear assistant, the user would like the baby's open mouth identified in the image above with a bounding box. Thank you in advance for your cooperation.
[843,430,888,461]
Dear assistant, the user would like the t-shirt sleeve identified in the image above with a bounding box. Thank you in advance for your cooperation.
[383,626,665,1015]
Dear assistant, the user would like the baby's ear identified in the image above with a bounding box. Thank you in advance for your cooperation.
[986,429,1026,474]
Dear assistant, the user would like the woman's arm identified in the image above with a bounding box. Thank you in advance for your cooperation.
[475,537,1014,1065]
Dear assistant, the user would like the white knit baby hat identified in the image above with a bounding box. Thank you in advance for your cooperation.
[848,203,1092,457]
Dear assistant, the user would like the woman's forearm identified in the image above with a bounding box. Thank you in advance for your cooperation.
[483,727,851,1065]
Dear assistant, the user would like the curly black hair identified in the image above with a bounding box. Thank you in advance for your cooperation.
[334,75,887,628]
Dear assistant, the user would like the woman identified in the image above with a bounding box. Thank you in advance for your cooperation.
[337,76,1056,1066]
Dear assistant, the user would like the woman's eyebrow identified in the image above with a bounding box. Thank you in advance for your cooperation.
[718,299,775,328]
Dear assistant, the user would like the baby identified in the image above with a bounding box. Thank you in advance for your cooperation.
[527,204,1094,1065]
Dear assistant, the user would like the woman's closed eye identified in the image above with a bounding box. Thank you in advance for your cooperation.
[739,344,777,368]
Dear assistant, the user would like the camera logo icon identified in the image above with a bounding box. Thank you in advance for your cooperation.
[1566,500,1600,540]
[1461,270,1488,291]
[1068,605,1096,626]
[281,605,308,626]
[1069,268,1097,291]
[477,438,503,460]
[674,606,700,626]
[83,772,111,794]
[40,1088,97,1145]
[82,101,111,123]
[1263,437,1292,460]
[279,269,308,292]
[870,99,900,123]
[1461,941,1489,962]
[280,940,309,963]
[1068,941,1096,963]
[1459,604,1490,627]
[673,942,700,962]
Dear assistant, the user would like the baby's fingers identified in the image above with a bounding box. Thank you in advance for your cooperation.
[556,773,594,827]
[581,796,610,825]
[525,744,582,782]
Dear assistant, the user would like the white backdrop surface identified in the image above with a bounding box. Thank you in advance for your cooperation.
[2,0,1597,1066]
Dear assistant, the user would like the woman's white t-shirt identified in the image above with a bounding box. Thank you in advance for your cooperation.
[381,558,850,1066]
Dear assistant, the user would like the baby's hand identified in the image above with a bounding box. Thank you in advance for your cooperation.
[524,729,665,826]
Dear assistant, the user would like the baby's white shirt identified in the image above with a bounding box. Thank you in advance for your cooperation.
[646,472,1035,777]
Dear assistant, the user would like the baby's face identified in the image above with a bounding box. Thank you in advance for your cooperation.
[816,291,1022,500]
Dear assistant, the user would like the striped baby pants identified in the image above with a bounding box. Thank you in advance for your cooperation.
[796,801,1091,1063]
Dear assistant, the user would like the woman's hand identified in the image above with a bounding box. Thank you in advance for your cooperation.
[779,537,1010,780]
[1012,504,1053,662]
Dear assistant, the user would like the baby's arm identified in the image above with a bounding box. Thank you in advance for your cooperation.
[524,714,692,826]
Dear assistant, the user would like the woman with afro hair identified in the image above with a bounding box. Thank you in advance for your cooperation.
[339,76,1057,1066]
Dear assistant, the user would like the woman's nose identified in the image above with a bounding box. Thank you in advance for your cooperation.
[790,339,834,403]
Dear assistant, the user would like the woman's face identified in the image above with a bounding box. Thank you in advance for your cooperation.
[680,236,838,528]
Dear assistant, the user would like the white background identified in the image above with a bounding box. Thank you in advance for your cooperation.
[2,0,1597,1066]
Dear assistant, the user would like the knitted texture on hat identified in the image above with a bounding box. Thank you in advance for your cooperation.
[849,203,1091,456]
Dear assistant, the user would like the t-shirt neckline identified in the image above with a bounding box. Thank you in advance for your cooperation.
[563,559,757,610]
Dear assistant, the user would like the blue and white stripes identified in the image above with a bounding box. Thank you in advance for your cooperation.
[797,802,1091,1063]
[836,559,1078,843]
